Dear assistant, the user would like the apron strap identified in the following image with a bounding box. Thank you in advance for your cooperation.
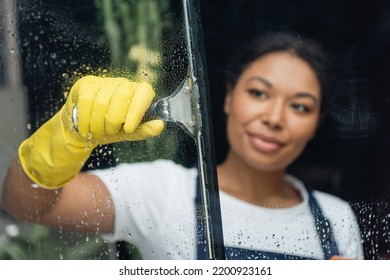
[307,187,340,259]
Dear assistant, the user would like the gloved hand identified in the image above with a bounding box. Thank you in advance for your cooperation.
[19,75,165,189]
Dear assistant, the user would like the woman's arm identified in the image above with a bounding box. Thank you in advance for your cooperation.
[2,76,164,234]
[2,156,115,234]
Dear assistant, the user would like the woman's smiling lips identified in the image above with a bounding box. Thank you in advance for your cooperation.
[247,132,286,153]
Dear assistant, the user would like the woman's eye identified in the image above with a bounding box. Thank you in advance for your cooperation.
[291,103,310,113]
[248,89,267,99]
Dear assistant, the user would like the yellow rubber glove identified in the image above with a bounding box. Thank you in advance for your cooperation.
[19,75,165,189]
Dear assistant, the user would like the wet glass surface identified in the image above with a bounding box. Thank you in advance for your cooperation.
[0,0,196,260]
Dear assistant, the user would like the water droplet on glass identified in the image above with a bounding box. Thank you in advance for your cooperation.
[5,224,20,237]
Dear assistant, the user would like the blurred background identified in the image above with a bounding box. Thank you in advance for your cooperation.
[200,0,390,260]
[1,0,389,259]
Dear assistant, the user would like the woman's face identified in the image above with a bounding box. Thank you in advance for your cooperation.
[224,51,321,171]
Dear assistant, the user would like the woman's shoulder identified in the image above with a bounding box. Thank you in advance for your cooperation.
[286,174,354,214]
[312,189,352,210]
[310,189,358,229]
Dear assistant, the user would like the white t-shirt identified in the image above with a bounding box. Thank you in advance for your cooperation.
[91,159,364,260]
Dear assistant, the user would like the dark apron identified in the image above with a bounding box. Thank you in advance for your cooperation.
[195,179,340,260]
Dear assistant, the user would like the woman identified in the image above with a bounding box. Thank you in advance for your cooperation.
[1,32,363,259]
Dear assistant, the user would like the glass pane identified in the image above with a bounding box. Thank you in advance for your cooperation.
[1,0,200,260]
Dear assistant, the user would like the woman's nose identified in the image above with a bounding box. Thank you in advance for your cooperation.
[261,100,285,130]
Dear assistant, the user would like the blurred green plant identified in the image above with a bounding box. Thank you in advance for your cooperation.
[93,0,184,164]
